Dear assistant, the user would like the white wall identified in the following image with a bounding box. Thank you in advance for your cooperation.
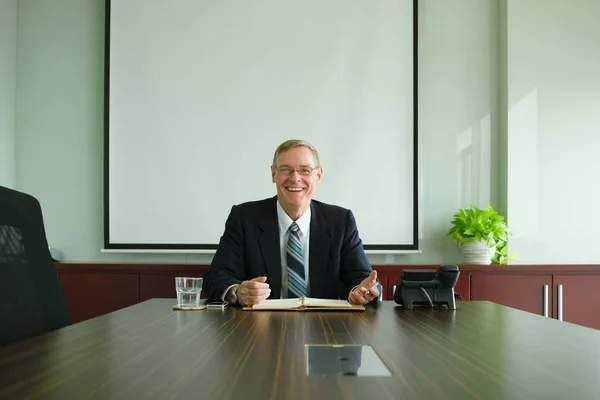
[15,0,112,260]
[405,0,500,265]
[26,0,600,266]
[12,0,501,263]
[13,0,501,264]
[506,0,600,263]
[0,0,17,188]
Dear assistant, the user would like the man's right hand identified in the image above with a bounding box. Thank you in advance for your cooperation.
[234,276,271,306]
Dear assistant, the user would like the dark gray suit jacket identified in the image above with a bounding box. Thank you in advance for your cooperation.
[203,196,376,302]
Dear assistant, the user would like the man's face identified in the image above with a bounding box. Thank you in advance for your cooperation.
[271,146,323,216]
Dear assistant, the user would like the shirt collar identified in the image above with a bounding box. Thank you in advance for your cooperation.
[276,201,311,236]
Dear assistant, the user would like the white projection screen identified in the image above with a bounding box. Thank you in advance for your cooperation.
[105,0,417,251]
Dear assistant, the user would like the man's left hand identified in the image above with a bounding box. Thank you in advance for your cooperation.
[349,270,380,305]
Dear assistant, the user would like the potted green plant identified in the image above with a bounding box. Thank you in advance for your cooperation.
[447,205,515,265]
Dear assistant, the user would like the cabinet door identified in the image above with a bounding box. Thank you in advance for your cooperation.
[471,274,552,317]
[59,273,139,323]
[139,272,206,302]
[553,275,600,330]
[374,273,388,301]
[386,273,400,301]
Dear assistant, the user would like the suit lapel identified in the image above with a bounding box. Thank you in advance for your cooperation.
[258,197,282,298]
[309,201,331,296]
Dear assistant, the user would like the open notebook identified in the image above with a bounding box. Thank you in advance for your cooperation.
[244,297,365,311]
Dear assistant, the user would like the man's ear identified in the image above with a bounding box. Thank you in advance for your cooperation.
[271,166,276,183]
[315,166,323,183]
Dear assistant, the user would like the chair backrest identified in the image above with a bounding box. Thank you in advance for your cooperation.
[0,186,71,346]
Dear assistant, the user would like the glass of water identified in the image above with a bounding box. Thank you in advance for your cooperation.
[175,277,203,308]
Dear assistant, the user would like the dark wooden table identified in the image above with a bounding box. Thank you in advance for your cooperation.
[1,300,599,399]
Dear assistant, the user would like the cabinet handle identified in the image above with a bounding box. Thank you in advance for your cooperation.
[543,285,549,317]
[393,285,396,295]
[557,284,563,321]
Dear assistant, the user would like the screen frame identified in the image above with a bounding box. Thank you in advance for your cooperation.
[103,0,419,252]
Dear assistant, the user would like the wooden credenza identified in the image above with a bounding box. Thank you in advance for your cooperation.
[468,267,600,330]
[55,263,600,330]
[56,263,208,323]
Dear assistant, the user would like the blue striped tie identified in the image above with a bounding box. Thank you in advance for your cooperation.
[286,222,306,298]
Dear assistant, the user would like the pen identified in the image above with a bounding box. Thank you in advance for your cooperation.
[363,284,378,297]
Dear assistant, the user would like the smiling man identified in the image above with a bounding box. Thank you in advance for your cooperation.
[203,140,380,306]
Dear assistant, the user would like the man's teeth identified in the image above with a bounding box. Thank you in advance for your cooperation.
[287,188,303,192]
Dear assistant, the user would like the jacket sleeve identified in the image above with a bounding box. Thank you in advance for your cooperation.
[202,205,246,301]
[339,210,380,302]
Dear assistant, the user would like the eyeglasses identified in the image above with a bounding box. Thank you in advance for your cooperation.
[275,166,318,176]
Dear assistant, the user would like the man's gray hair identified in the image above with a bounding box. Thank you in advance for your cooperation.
[272,140,321,168]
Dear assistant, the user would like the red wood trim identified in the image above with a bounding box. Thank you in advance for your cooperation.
[462,265,600,274]
[372,265,600,274]
[55,263,600,274]
[55,263,210,274]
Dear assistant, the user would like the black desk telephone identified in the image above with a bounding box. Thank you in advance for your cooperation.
[393,265,460,310]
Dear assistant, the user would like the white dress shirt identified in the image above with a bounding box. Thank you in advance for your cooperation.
[276,201,311,298]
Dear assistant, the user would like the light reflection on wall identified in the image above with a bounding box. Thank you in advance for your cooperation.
[455,113,492,209]
[507,88,538,239]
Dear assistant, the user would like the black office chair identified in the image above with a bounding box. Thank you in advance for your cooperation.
[0,186,71,346]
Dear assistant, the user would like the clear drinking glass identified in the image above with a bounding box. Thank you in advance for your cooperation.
[175,277,203,307]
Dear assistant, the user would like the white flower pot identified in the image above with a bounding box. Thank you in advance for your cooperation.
[461,240,495,265]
